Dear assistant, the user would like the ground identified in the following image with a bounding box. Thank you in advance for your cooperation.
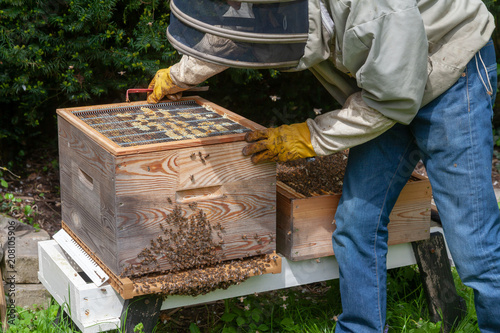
[1,146,61,236]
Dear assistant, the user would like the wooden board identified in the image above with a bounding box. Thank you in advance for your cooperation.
[277,173,432,261]
[58,117,119,269]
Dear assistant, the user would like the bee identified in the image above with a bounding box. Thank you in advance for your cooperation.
[167,197,172,204]
[204,154,210,159]
[198,151,206,164]
[190,152,196,159]
[190,174,195,182]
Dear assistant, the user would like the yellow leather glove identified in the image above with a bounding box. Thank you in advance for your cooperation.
[242,122,316,163]
[147,67,186,103]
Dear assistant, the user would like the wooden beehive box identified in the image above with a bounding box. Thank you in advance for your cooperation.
[57,97,276,277]
[277,170,432,261]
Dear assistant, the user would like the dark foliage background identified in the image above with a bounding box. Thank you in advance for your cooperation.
[1,0,500,165]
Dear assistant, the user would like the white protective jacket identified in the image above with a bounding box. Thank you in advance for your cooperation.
[169,0,495,155]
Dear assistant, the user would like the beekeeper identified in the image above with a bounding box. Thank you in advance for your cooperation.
[148,0,500,332]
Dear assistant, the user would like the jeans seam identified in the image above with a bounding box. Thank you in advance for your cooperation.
[467,61,500,288]
[466,68,471,113]
[373,138,414,331]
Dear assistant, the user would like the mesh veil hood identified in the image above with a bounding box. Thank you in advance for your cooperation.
[167,0,329,70]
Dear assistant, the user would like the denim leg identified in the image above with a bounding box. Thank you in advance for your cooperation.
[332,123,421,333]
[411,40,500,332]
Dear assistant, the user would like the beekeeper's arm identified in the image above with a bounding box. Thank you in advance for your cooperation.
[147,55,228,103]
[244,1,428,162]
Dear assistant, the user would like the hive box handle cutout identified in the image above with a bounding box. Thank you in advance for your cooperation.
[176,185,224,203]
[78,168,94,190]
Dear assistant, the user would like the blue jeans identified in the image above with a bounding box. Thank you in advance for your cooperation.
[332,40,500,332]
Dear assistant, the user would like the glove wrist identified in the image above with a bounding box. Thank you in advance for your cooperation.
[147,67,186,103]
[291,122,315,159]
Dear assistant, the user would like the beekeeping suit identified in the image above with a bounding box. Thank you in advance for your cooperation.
[158,0,494,155]
[149,2,500,332]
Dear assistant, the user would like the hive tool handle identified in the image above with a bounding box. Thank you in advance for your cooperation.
[126,86,209,102]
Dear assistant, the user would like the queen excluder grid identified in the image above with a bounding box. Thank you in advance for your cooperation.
[71,100,251,147]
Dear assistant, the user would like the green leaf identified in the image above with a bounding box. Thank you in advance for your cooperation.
[236,316,246,327]
[24,205,33,215]
[280,317,294,327]
[189,323,201,333]
[280,317,299,331]
[251,310,261,322]
[258,323,270,331]
[133,322,144,333]
[221,313,236,323]
[1,179,8,188]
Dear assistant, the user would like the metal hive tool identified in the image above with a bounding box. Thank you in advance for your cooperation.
[71,100,251,147]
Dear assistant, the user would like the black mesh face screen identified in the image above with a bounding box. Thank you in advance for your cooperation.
[71,101,251,147]
[167,0,309,69]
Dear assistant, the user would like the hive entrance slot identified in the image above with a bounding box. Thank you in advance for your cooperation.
[176,185,224,203]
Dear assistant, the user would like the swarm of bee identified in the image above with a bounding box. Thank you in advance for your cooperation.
[277,152,349,196]
[127,254,276,297]
[120,203,275,297]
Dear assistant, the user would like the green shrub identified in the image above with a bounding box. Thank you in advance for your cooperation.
[3,0,498,164]
[0,0,177,161]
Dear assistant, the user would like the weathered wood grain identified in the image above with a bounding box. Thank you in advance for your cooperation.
[115,150,179,196]
[177,142,275,190]
[116,179,276,271]
[58,117,119,271]
[277,176,432,261]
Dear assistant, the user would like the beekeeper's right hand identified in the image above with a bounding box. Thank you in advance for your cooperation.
[147,67,185,103]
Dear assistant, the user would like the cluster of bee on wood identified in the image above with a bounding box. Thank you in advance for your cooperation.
[120,201,275,297]
[277,152,349,196]
[128,255,277,298]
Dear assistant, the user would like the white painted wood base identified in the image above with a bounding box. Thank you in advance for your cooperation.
[38,240,124,333]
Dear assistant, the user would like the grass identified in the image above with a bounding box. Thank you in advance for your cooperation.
[1,265,480,333]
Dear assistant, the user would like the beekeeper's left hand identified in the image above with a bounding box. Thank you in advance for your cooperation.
[242,122,316,163]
